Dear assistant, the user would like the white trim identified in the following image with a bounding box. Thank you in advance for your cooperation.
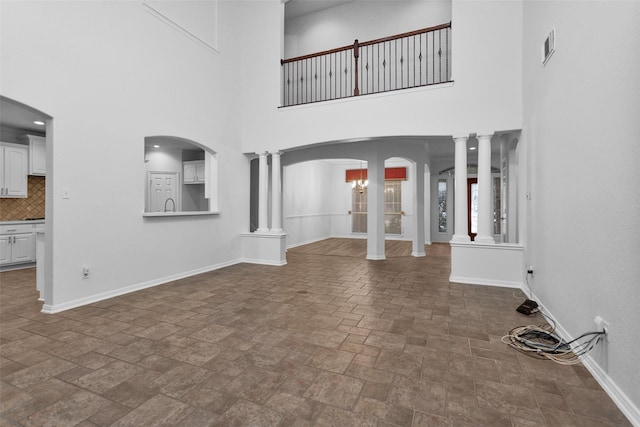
[239,232,287,239]
[142,2,219,55]
[279,82,454,110]
[529,293,639,426]
[240,257,287,266]
[286,236,330,250]
[0,262,36,272]
[450,241,525,251]
[143,211,220,218]
[449,276,521,289]
[285,212,339,219]
[41,259,242,314]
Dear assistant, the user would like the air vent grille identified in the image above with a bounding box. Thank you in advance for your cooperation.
[542,28,556,66]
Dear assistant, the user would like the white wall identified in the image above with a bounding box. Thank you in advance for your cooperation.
[284,158,418,248]
[283,160,334,247]
[237,0,523,153]
[0,1,248,310]
[145,148,183,173]
[523,1,640,421]
[285,0,452,58]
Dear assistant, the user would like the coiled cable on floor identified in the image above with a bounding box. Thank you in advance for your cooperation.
[501,324,606,365]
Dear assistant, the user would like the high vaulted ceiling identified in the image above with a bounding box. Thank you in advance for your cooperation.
[285,0,353,21]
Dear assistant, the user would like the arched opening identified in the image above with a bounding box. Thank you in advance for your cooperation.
[0,96,52,305]
[277,138,431,260]
[143,136,218,216]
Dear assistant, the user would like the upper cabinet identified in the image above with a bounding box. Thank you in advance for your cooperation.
[183,160,205,184]
[21,135,46,176]
[0,142,28,198]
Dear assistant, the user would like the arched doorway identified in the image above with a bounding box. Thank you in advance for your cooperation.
[0,96,52,304]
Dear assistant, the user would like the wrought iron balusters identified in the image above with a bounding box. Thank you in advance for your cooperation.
[281,22,451,107]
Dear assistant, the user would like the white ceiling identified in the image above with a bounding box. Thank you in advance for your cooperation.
[285,0,353,21]
[0,97,49,135]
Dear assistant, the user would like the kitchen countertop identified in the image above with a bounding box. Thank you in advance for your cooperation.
[0,219,45,225]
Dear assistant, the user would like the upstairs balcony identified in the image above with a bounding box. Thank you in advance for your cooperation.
[281,22,452,107]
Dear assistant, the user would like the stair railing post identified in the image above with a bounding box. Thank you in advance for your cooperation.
[353,39,360,96]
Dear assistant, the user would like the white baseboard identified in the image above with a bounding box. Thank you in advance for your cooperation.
[449,275,522,289]
[0,262,36,272]
[529,292,640,426]
[41,259,243,314]
[241,257,287,266]
[286,236,331,250]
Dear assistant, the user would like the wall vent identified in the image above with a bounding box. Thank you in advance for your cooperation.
[542,28,556,66]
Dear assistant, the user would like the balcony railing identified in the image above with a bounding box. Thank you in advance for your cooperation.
[281,22,452,107]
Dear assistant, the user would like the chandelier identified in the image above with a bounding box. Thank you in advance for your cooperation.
[351,162,368,194]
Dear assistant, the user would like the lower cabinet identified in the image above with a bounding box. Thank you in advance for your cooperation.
[0,225,36,266]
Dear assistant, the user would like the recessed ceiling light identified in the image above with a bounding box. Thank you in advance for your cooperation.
[33,120,45,126]
[153,145,160,148]
[469,146,477,150]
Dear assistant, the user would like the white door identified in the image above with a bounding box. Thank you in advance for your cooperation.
[148,172,179,212]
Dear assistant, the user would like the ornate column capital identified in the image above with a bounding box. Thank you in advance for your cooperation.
[452,134,469,143]
[476,132,494,141]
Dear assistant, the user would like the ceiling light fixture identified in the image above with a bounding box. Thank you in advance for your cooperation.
[33,120,45,126]
[153,145,160,148]
[351,161,368,194]
[469,146,477,150]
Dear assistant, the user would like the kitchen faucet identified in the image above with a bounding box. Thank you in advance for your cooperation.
[164,197,176,212]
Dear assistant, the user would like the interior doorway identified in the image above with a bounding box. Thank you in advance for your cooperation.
[0,96,52,304]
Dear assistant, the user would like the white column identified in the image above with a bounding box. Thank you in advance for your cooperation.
[475,133,495,243]
[270,151,283,233]
[366,156,386,260]
[256,152,269,233]
[451,135,470,242]
[412,161,426,257]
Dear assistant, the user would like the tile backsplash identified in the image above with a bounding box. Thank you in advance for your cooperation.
[0,176,46,221]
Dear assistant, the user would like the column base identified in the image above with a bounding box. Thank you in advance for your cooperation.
[475,235,495,244]
[411,251,426,257]
[270,228,283,234]
[451,234,471,243]
[255,228,270,233]
[241,232,287,266]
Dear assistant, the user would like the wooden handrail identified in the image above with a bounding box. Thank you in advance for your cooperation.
[359,22,451,48]
[281,43,354,65]
[281,22,451,64]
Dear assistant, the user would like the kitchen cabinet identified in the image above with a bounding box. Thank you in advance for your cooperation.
[0,224,36,266]
[20,135,46,176]
[0,143,29,197]
[184,160,205,184]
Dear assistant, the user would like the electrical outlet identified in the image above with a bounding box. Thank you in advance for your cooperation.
[526,265,534,274]
[82,267,90,279]
[594,316,610,342]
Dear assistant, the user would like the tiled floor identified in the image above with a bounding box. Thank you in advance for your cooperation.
[0,240,631,426]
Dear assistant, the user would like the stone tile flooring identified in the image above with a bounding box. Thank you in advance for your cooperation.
[0,241,631,426]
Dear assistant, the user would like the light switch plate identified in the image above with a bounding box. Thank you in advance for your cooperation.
[62,188,70,199]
